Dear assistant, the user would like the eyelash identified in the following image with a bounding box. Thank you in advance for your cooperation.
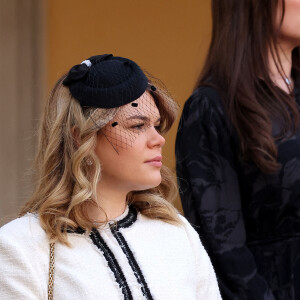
[131,123,145,130]
[130,123,162,132]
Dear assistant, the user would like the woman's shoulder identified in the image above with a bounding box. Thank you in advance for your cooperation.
[137,213,201,245]
[0,215,51,299]
[178,85,232,139]
[0,213,48,246]
[183,85,224,115]
[180,85,229,129]
[136,214,211,267]
[178,214,203,245]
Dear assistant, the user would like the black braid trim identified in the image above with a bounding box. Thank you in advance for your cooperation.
[90,228,133,300]
[65,206,137,234]
[114,206,138,229]
[66,226,86,234]
[111,227,153,300]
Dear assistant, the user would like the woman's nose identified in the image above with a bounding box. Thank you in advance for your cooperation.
[147,126,165,148]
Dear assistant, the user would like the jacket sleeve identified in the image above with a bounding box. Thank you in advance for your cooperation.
[0,218,47,299]
[175,89,276,300]
[180,216,222,300]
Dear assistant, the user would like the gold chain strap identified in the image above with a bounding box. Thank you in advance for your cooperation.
[48,243,55,300]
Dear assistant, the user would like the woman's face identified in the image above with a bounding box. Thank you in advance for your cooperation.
[95,91,165,193]
[277,0,300,48]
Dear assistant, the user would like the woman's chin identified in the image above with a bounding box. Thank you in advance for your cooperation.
[132,177,162,191]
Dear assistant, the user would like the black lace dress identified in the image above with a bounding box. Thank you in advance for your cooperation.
[176,85,300,300]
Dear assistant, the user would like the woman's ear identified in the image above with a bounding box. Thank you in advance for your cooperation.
[71,126,81,148]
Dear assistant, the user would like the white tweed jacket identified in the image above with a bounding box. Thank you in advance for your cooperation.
[0,206,221,300]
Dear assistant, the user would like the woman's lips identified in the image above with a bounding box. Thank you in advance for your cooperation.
[145,156,162,167]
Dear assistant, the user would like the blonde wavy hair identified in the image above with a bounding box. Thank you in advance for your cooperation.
[20,74,182,245]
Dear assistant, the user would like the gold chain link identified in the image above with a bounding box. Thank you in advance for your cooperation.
[48,243,55,300]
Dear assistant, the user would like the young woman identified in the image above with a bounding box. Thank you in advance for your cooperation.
[176,1,300,299]
[0,54,221,299]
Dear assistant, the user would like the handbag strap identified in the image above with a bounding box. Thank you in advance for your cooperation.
[48,243,55,300]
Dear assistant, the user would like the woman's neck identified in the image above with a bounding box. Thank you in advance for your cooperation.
[268,43,293,93]
[87,182,128,223]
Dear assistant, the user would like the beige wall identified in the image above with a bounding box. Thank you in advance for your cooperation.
[0,0,45,225]
[46,0,212,211]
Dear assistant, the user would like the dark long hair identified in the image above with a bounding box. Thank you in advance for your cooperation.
[197,0,300,173]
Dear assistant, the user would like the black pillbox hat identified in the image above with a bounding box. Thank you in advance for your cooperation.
[62,54,148,109]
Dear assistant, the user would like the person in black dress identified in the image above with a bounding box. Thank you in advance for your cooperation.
[176,1,300,299]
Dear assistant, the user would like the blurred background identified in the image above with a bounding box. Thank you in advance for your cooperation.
[0,0,211,225]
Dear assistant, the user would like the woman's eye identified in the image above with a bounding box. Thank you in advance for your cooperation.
[131,123,145,130]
